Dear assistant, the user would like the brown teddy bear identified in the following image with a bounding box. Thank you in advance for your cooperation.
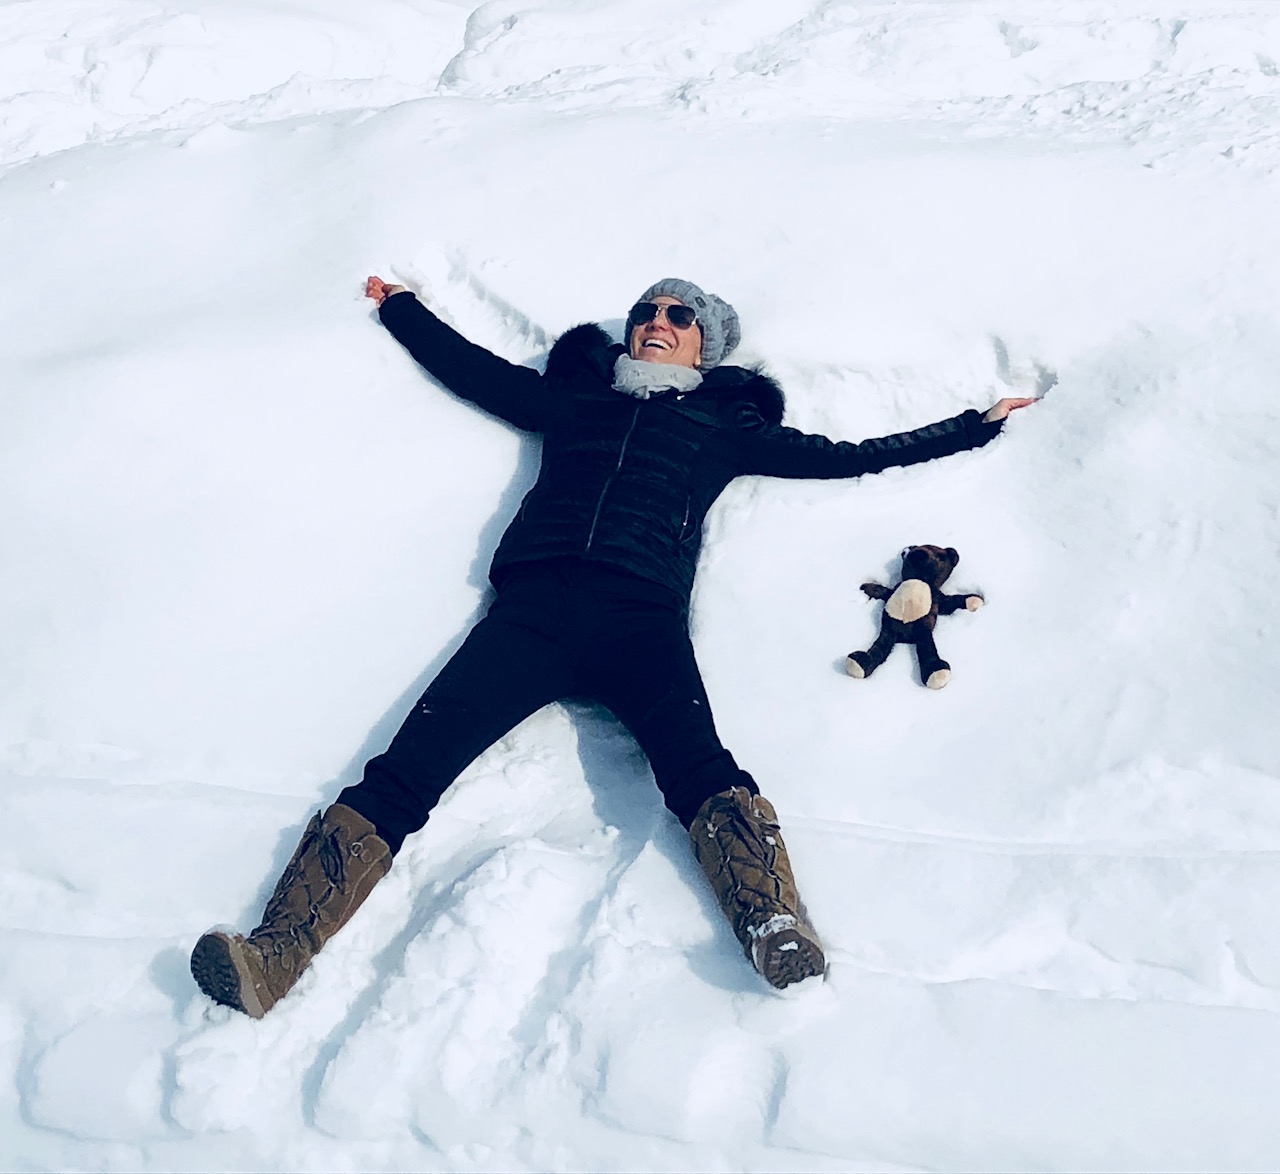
[845,545,983,689]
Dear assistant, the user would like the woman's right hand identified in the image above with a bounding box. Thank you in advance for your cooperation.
[366,275,407,306]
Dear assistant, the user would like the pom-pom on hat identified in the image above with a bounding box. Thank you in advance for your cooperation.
[627,278,741,369]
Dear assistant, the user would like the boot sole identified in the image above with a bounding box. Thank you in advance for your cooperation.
[191,932,267,1019]
[755,926,827,990]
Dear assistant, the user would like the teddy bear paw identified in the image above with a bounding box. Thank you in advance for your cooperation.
[844,655,867,679]
[926,668,951,690]
[966,596,984,611]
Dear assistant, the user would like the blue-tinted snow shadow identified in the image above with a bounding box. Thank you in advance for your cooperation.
[329,304,623,794]
[328,328,550,794]
[327,313,617,793]
[200,335,550,937]
[566,700,760,996]
[150,946,199,1019]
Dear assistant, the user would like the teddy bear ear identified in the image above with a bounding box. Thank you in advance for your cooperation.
[946,547,958,562]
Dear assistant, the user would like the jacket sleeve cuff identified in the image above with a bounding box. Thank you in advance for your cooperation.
[377,289,419,324]
[965,407,1005,445]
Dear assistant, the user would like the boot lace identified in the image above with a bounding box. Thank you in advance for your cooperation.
[254,821,351,951]
[708,796,792,933]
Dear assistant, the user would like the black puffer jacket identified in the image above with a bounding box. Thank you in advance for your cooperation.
[379,292,1002,602]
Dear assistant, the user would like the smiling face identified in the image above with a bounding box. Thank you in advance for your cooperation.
[629,295,703,368]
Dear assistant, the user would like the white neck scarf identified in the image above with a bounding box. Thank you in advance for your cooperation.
[612,354,703,400]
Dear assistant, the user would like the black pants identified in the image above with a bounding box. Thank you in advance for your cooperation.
[338,559,758,855]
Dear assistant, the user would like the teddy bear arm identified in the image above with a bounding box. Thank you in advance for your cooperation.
[938,592,983,615]
[860,581,892,601]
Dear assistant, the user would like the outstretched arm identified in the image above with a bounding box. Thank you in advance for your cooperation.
[938,592,984,615]
[365,275,561,433]
[732,408,996,479]
[860,581,892,601]
[731,396,1035,480]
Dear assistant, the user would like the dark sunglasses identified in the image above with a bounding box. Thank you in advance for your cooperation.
[629,301,699,330]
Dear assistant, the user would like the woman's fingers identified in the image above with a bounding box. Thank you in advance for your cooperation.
[983,396,1039,422]
[365,275,407,306]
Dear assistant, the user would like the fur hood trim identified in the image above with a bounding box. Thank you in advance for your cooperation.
[704,363,786,426]
[545,322,786,425]
[544,323,616,381]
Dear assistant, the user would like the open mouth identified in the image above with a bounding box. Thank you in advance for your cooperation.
[642,338,672,351]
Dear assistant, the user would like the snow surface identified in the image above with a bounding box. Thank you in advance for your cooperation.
[3,0,1280,1169]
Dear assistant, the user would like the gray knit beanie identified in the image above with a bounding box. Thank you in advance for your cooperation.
[627,278,741,369]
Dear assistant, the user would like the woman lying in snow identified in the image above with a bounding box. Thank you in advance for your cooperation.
[191,276,1033,1015]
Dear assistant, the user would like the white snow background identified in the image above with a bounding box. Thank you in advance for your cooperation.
[2,0,1280,1169]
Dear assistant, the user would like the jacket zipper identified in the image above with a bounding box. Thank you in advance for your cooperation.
[584,403,642,554]
[678,498,692,542]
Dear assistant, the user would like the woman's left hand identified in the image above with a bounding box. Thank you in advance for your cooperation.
[366,275,407,306]
[983,396,1038,423]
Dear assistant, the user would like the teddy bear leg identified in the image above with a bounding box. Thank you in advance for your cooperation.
[914,631,951,690]
[846,630,895,679]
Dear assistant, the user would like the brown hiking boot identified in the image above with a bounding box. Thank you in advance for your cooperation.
[190,803,391,1018]
[690,786,826,989]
